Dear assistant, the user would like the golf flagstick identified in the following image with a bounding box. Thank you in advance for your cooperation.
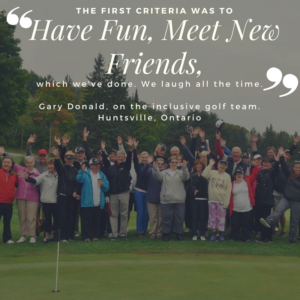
[53,229,60,293]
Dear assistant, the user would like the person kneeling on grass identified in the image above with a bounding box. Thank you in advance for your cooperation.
[0,154,18,244]
[229,165,259,242]
[18,159,59,242]
[76,158,109,242]
[260,149,300,244]
[152,156,190,242]
[202,159,232,242]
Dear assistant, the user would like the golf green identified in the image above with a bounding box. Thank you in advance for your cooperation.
[1,253,299,300]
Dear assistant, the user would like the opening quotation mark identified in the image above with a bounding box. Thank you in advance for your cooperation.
[263,67,298,97]
[7,7,32,29]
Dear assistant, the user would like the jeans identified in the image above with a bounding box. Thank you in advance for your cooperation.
[134,189,149,233]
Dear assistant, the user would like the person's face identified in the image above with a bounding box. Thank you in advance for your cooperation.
[47,163,55,173]
[294,164,300,176]
[284,152,291,162]
[235,173,244,181]
[200,156,207,165]
[159,148,166,156]
[267,149,275,159]
[97,155,103,162]
[177,156,182,164]
[90,164,100,173]
[109,152,116,162]
[117,154,125,164]
[171,149,180,157]
[157,160,164,170]
[170,159,178,169]
[65,157,74,166]
[141,154,148,164]
[218,162,227,172]
[39,154,47,163]
[262,161,271,169]
[25,160,34,170]
[243,157,250,165]
[232,147,241,161]
[75,151,85,161]
[195,163,203,172]
[2,158,12,171]
[254,158,262,166]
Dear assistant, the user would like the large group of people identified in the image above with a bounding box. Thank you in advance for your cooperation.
[1,125,300,245]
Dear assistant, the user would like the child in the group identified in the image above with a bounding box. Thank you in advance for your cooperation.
[202,159,232,242]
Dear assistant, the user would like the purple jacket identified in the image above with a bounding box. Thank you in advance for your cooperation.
[13,163,40,202]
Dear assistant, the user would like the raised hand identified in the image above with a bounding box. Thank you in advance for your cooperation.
[117,136,123,145]
[182,160,188,168]
[154,144,161,155]
[277,147,284,157]
[251,134,258,143]
[147,156,154,164]
[133,138,138,149]
[199,129,205,141]
[216,130,221,140]
[179,136,186,146]
[83,127,89,141]
[0,146,5,155]
[61,135,70,146]
[27,134,37,144]
[294,136,300,145]
[53,136,61,145]
[50,147,59,158]
[17,171,29,179]
[152,160,158,168]
[81,163,87,171]
[126,136,134,148]
[209,158,215,166]
[101,141,105,151]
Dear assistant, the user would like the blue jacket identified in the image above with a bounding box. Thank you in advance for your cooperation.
[76,169,109,209]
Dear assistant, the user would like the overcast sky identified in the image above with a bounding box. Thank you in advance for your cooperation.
[2,0,300,134]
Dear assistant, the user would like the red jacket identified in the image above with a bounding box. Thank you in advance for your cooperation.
[0,167,18,204]
[229,165,259,216]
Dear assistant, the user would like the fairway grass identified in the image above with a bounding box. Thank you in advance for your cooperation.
[1,253,300,300]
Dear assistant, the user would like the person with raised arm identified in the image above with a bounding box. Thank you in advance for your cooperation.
[202,158,232,242]
[0,151,18,244]
[152,156,190,241]
[50,147,79,243]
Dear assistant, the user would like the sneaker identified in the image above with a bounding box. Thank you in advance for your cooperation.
[120,235,127,240]
[192,236,197,241]
[260,218,271,228]
[6,240,14,244]
[260,239,271,243]
[177,234,183,241]
[17,236,26,243]
[200,236,206,241]
[110,237,115,241]
[149,234,156,239]
[210,234,217,242]
[74,231,79,237]
[44,233,56,243]
[163,234,170,242]
[30,237,36,243]
[184,228,190,233]
[138,233,143,238]
[280,231,286,237]
[92,238,99,241]
[245,239,251,243]
[60,239,69,243]
[219,235,225,242]
[108,233,113,238]
[274,226,279,232]
[84,239,90,242]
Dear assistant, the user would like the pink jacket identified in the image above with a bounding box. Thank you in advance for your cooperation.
[13,163,40,202]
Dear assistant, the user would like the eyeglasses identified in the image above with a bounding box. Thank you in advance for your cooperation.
[170,161,177,164]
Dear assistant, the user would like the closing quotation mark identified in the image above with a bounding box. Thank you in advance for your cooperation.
[263,67,298,97]
[7,7,32,29]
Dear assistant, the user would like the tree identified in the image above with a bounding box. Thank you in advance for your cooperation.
[0,10,29,144]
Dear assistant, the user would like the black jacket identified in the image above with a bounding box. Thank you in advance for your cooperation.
[54,158,78,197]
[190,172,208,199]
[226,157,249,182]
[107,151,132,195]
[255,165,278,206]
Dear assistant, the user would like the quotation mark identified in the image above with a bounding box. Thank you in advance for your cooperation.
[264,67,298,97]
[7,7,32,29]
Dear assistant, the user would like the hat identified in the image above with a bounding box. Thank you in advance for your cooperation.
[262,157,272,163]
[242,152,251,158]
[89,158,100,165]
[97,150,103,156]
[198,145,208,152]
[38,149,48,155]
[233,167,244,176]
[65,151,75,159]
[219,159,228,165]
[284,149,291,154]
[185,125,193,133]
[75,146,85,153]
[108,149,117,155]
[159,143,167,150]
[253,154,262,160]
[216,119,225,131]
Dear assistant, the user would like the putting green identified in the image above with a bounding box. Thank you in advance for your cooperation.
[1,253,299,300]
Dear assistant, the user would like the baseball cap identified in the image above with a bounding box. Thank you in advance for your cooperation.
[75,146,85,153]
[159,143,167,150]
[89,158,100,165]
[38,149,48,155]
[109,149,117,155]
[242,152,251,158]
[233,167,244,176]
[219,159,228,165]
[262,157,272,163]
[253,154,262,160]
[284,149,291,154]
[65,151,75,159]
[97,150,103,156]
[198,145,208,152]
